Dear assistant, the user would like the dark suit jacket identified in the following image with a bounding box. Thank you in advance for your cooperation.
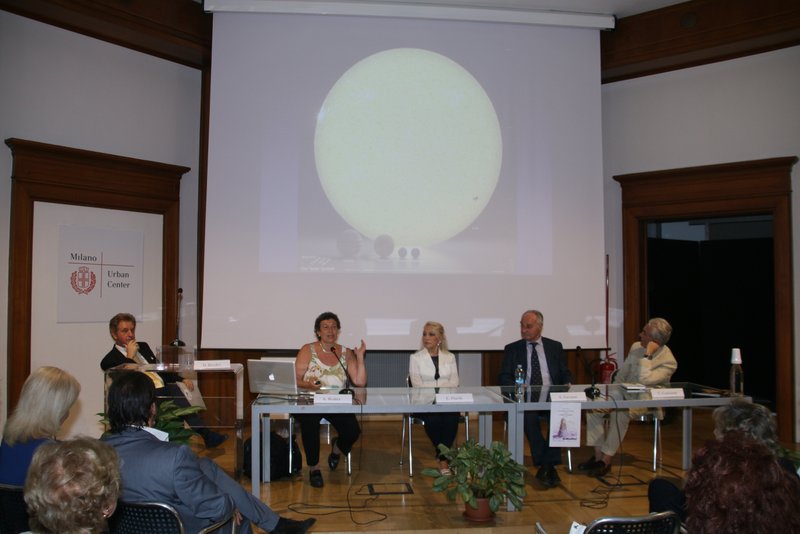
[498,337,572,386]
[103,428,233,533]
[101,341,181,383]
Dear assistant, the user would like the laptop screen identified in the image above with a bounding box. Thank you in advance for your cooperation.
[247,357,297,394]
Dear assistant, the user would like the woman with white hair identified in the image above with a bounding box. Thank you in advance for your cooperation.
[24,437,121,534]
[0,366,81,486]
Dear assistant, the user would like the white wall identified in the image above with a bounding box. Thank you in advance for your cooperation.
[602,45,800,438]
[0,11,201,435]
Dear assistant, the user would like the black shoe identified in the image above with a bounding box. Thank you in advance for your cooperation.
[309,469,323,488]
[271,516,316,534]
[201,430,228,449]
[328,437,341,471]
[577,457,603,471]
[546,466,561,487]
[536,466,559,488]
[589,461,611,478]
[535,466,551,488]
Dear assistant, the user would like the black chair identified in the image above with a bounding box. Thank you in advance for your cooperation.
[109,501,236,534]
[0,483,29,534]
[535,511,680,534]
[584,511,681,534]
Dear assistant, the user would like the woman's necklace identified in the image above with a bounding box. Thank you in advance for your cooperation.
[320,342,334,354]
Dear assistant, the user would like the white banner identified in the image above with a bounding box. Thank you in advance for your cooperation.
[57,225,144,322]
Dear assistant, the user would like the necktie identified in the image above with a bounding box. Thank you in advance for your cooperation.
[529,342,543,386]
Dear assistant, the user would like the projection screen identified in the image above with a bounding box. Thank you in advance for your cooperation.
[204,12,607,351]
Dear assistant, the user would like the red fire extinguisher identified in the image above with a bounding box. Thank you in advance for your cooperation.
[598,353,618,384]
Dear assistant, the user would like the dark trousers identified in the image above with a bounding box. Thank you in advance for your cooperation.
[413,412,460,459]
[524,411,562,467]
[648,478,687,522]
[295,413,360,467]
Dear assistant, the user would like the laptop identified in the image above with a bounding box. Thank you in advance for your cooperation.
[247,357,298,395]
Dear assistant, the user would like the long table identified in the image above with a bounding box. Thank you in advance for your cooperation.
[250,383,746,500]
[507,382,748,470]
[249,386,513,499]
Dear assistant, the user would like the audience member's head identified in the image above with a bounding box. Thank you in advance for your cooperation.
[24,437,121,534]
[685,430,800,534]
[107,371,156,433]
[712,400,779,452]
[2,366,80,445]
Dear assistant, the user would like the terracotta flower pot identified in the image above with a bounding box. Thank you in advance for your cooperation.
[463,497,495,522]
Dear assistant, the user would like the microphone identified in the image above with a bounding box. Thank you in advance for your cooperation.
[577,346,601,400]
[331,345,354,396]
[170,288,186,347]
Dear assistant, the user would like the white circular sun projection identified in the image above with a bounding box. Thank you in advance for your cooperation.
[315,48,502,248]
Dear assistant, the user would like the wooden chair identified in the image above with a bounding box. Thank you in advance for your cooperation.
[108,501,236,534]
[0,483,28,534]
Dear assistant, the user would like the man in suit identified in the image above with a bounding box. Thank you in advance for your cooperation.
[101,312,226,449]
[103,371,316,534]
[499,309,572,488]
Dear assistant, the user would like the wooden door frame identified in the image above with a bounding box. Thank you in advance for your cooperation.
[5,138,188,409]
[614,156,798,441]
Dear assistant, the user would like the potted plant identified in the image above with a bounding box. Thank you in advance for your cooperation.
[422,439,527,521]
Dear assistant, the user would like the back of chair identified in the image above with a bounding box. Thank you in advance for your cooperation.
[585,511,681,534]
[0,483,28,534]
[109,501,236,534]
[109,501,185,534]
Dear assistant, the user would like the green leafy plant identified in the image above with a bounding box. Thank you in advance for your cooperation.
[98,401,203,445]
[422,439,527,513]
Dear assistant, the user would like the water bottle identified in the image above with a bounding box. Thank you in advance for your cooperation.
[729,348,744,396]
[514,364,525,401]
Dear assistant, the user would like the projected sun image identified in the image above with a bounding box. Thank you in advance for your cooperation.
[314,48,502,253]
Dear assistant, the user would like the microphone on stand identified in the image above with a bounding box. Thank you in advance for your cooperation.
[170,288,186,347]
[331,345,354,396]
[577,346,601,400]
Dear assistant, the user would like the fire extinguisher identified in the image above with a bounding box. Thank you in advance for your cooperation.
[598,353,618,384]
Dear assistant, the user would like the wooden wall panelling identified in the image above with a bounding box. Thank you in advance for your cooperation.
[0,0,211,69]
[614,156,798,441]
[5,138,186,409]
[601,0,800,82]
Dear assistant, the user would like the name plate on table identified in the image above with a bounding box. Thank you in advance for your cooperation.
[550,392,588,402]
[435,393,474,404]
[650,388,685,400]
[314,393,353,404]
[193,360,231,370]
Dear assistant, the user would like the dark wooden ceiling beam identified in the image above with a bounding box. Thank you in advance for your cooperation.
[602,0,800,83]
[0,0,211,69]
[3,1,799,80]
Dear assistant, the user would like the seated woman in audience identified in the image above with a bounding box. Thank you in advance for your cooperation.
[408,321,460,474]
[648,400,798,522]
[0,367,81,486]
[684,430,800,533]
[23,437,121,534]
[294,311,367,488]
